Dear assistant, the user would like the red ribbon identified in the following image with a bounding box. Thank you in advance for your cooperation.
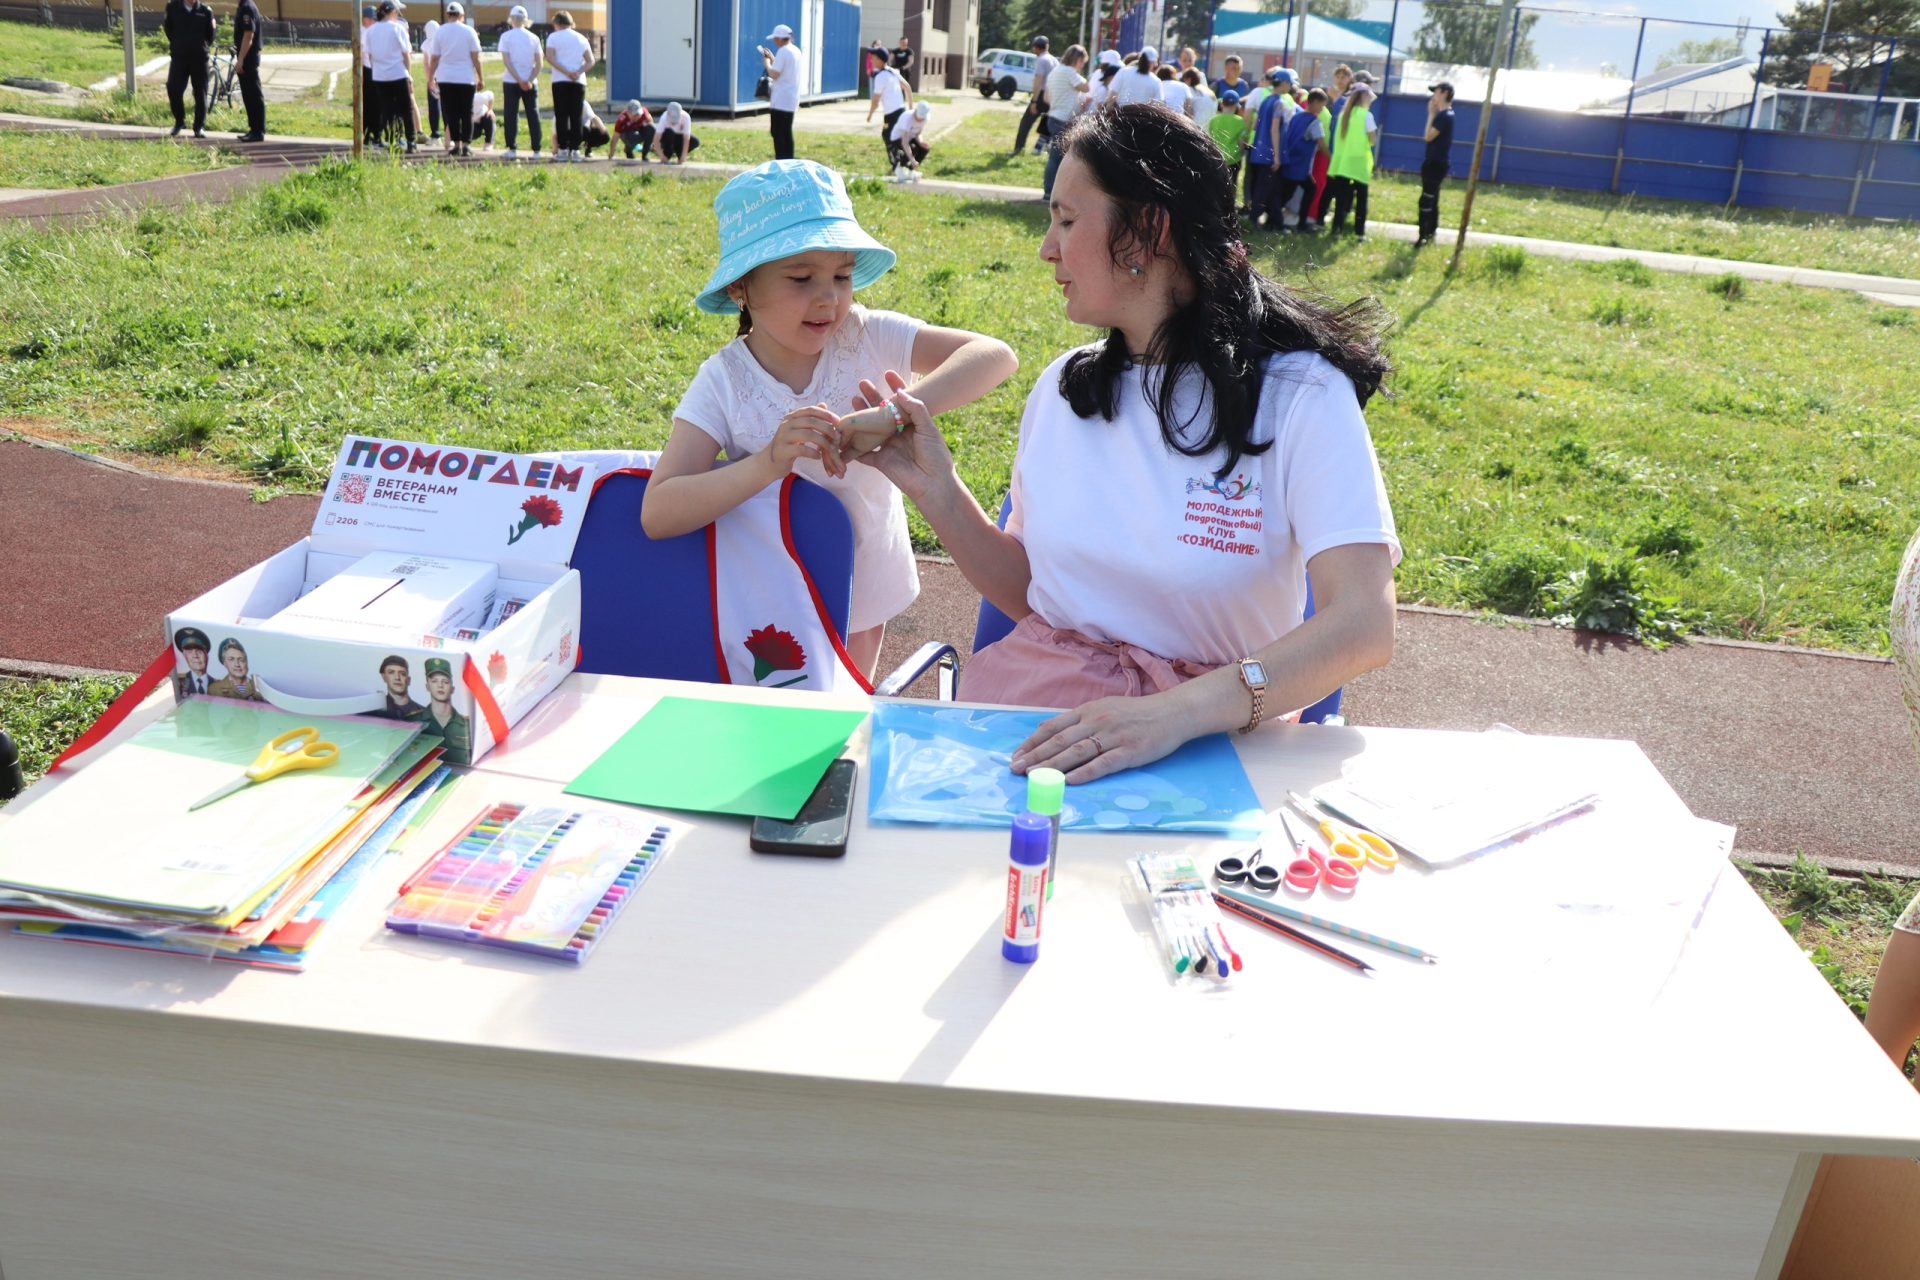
[461,655,510,751]
[50,646,179,770]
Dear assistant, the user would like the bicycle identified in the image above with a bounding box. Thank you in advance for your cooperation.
[207,48,239,111]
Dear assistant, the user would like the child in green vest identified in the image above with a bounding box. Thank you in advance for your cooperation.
[1326,84,1377,241]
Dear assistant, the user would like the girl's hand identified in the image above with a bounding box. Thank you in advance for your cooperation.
[1009,692,1199,784]
[763,404,846,480]
[839,372,913,456]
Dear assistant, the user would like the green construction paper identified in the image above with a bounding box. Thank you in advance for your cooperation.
[563,696,869,820]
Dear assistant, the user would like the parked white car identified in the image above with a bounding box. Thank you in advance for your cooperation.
[972,48,1037,99]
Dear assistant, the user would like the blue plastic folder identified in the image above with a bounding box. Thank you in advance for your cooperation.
[868,703,1266,835]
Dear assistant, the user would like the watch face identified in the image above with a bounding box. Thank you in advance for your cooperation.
[1243,660,1267,685]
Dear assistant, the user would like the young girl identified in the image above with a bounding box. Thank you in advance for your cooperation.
[643,160,1018,677]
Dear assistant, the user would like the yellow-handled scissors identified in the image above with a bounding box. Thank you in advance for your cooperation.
[1287,791,1398,872]
[188,726,340,811]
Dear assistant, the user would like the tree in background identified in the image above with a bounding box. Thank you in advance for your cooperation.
[1654,34,1748,71]
[1015,0,1089,55]
[1257,0,1368,17]
[1411,0,1541,70]
[979,0,1017,54]
[1763,0,1920,95]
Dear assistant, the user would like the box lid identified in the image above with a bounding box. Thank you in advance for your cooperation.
[314,437,599,584]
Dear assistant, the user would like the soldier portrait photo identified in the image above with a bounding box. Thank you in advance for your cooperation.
[206,638,267,702]
[173,627,214,698]
[376,654,426,720]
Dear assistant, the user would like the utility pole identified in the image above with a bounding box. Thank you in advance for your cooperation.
[122,0,137,98]
[350,1,363,160]
[1816,0,1835,56]
[1448,0,1516,273]
[1293,0,1307,76]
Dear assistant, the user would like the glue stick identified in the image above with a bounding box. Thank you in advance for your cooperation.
[1025,768,1065,901]
[1003,811,1050,963]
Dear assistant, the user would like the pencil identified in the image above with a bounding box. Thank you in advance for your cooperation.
[1212,893,1372,973]
[1215,885,1440,964]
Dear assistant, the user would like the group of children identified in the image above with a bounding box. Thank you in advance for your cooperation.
[1206,61,1381,240]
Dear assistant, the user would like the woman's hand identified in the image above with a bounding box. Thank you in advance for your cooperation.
[847,373,961,510]
[1009,692,1203,784]
[762,405,846,480]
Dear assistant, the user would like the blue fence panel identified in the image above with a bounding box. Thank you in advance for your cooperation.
[821,0,860,94]
[1118,0,1148,56]
[1375,92,1920,220]
[700,0,736,108]
[606,0,641,104]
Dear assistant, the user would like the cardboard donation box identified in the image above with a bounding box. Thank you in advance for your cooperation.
[166,437,599,766]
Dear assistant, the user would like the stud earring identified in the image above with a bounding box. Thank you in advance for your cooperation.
[1129,264,1142,276]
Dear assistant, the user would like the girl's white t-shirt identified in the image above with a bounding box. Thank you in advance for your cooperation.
[673,305,922,632]
[1006,349,1400,666]
[1159,77,1192,113]
[428,20,481,85]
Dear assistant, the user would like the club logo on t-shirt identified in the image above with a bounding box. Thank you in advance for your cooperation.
[1180,472,1263,557]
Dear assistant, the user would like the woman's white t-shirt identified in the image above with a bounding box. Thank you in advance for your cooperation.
[1188,85,1217,124]
[545,27,591,81]
[1112,66,1161,106]
[769,43,802,112]
[1006,350,1400,666]
[673,305,922,632]
[1159,77,1192,114]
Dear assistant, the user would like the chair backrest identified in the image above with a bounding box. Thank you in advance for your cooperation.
[967,491,1343,723]
[572,469,854,681]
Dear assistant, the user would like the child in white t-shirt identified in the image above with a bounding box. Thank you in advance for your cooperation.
[644,160,1017,678]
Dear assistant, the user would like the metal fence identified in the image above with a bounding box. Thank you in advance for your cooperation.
[1196,0,1920,220]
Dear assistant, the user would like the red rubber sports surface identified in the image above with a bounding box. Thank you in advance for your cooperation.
[0,440,318,673]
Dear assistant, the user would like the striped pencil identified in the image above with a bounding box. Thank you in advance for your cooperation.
[1214,885,1439,964]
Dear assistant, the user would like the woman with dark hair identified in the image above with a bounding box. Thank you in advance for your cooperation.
[850,103,1399,781]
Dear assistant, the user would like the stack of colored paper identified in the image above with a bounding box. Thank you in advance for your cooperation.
[0,698,452,970]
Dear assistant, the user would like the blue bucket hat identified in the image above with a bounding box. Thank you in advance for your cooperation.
[694,160,896,315]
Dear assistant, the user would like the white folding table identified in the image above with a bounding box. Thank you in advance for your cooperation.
[2,672,1917,1280]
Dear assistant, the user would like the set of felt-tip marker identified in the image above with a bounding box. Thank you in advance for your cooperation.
[1131,853,1242,981]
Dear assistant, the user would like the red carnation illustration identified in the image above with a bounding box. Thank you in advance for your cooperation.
[744,625,808,687]
[507,494,565,545]
[487,651,508,686]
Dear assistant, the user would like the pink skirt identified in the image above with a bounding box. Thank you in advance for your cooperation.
[959,614,1223,709]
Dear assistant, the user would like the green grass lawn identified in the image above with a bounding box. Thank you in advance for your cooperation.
[1363,169,1920,281]
[696,106,1049,185]
[4,160,1915,651]
[0,130,236,188]
[0,19,172,85]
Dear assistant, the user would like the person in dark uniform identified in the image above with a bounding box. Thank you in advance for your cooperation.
[1416,82,1456,248]
[173,627,214,698]
[232,0,266,142]
[162,0,218,139]
[418,657,472,765]
[377,655,427,719]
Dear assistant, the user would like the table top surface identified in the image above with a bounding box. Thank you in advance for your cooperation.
[5,673,1919,1153]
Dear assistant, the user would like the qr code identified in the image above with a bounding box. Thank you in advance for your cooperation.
[336,472,369,504]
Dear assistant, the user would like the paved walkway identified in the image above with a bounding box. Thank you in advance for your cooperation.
[7,432,1910,874]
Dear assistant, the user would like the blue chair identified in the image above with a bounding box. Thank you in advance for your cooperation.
[574,469,958,694]
[965,494,1344,723]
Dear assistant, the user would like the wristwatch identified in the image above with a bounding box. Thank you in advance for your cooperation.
[1237,658,1268,734]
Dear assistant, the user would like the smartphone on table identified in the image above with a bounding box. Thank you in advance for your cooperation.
[750,759,855,857]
